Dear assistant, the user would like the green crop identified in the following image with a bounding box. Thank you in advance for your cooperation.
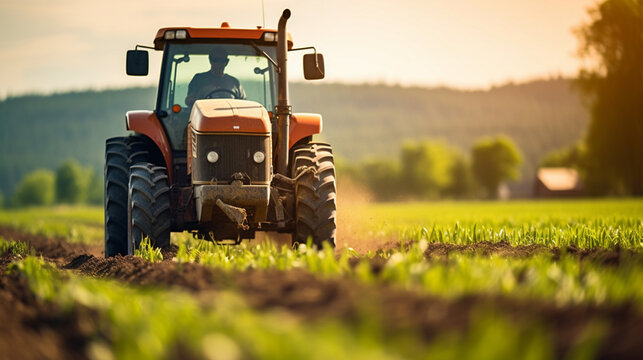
[1,199,640,249]
[135,237,163,263]
[3,199,638,359]
[0,237,33,257]
[0,206,103,244]
[173,237,354,274]
[165,236,643,308]
[345,199,642,249]
[10,256,601,360]
[3,200,642,308]
[394,220,641,249]
[375,240,643,306]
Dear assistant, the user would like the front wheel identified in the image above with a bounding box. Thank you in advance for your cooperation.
[104,136,152,257]
[291,142,337,248]
[127,163,171,254]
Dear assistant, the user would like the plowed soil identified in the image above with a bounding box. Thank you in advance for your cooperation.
[1,225,642,360]
[0,257,92,360]
[423,241,639,265]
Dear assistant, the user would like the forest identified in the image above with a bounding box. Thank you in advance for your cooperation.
[0,78,587,199]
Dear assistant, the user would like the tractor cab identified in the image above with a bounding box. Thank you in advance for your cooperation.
[156,40,280,152]
[126,25,296,151]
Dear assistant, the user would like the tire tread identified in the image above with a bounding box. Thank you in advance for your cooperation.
[292,142,337,247]
[104,136,151,257]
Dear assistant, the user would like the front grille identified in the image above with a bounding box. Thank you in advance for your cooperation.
[192,133,271,184]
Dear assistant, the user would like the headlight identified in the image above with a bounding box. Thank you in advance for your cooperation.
[164,30,175,40]
[263,32,277,42]
[175,30,187,39]
[207,151,219,163]
[253,151,265,163]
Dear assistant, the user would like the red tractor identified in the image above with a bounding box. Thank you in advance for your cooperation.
[105,9,336,256]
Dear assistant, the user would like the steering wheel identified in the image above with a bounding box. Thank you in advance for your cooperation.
[205,88,238,99]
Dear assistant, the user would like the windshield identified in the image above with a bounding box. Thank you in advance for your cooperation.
[157,42,278,150]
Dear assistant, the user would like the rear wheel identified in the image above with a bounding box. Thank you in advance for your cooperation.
[127,163,171,254]
[104,136,152,257]
[291,142,337,247]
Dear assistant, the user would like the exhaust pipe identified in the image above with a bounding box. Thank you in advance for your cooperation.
[276,9,291,175]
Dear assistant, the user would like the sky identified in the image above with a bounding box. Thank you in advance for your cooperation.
[0,0,597,98]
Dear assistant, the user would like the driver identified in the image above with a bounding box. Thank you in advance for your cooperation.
[185,49,246,106]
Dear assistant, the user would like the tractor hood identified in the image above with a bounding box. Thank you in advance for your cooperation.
[189,99,271,134]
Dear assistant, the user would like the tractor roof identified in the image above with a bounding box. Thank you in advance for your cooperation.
[153,23,293,50]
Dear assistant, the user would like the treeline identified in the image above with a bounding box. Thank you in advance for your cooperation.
[0,79,587,198]
[0,87,157,200]
[2,136,522,207]
[5,160,102,208]
[341,136,521,200]
[291,78,587,196]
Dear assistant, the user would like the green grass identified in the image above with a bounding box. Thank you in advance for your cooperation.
[174,237,353,274]
[164,199,643,307]
[1,201,640,307]
[0,237,33,257]
[344,199,643,249]
[10,256,602,360]
[1,199,640,249]
[0,205,103,244]
[2,200,638,359]
[136,237,164,263]
[167,238,643,308]
[376,241,643,306]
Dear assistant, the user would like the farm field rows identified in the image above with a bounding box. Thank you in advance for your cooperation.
[0,199,641,359]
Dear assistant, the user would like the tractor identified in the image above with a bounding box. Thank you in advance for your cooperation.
[105,9,336,257]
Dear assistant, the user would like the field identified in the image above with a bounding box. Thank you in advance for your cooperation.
[0,199,642,359]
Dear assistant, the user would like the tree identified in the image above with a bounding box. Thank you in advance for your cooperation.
[55,160,90,204]
[86,170,104,205]
[444,155,476,199]
[400,140,457,199]
[0,191,3,208]
[540,142,587,169]
[12,170,56,207]
[576,0,643,195]
[359,158,401,201]
[471,136,522,198]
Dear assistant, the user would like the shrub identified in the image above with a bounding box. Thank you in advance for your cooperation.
[359,158,402,201]
[86,170,104,205]
[12,170,56,207]
[401,140,456,199]
[55,160,90,204]
[472,136,522,198]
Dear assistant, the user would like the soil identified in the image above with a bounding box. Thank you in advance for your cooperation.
[1,225,642,359]
[0,257,94,360]
[423,240,640,265]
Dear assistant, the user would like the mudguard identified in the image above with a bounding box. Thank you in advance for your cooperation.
[289,113,322,148]
[125,111,173,182]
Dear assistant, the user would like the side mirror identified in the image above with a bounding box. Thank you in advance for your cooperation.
[303,53,325,80]
[126,50,149,76]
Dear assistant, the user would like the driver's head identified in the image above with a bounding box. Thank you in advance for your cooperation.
[209,49,229,75]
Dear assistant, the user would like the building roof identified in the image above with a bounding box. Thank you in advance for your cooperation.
[537,167,581,191]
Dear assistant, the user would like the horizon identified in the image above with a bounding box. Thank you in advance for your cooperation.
[0,0,596,98]
[0,75,574,101]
